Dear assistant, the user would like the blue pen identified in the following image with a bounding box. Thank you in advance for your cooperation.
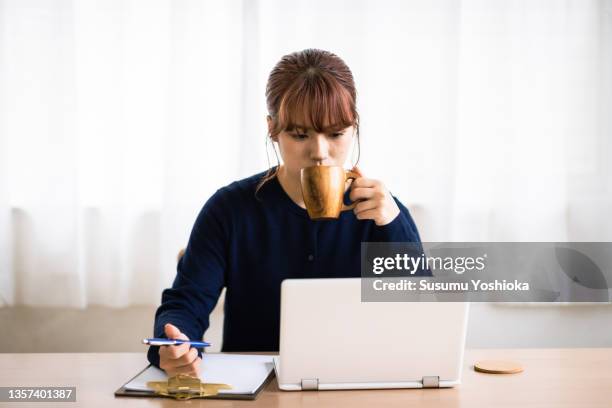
[142,338,211,347]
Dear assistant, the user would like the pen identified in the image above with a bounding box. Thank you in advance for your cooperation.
[142,338,211,347]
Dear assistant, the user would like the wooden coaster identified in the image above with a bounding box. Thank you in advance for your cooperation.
[474,360,524,374]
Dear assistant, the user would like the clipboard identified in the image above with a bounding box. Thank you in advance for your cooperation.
[115,354,276,400]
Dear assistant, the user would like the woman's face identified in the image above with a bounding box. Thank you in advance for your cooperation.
[269,118,355,177]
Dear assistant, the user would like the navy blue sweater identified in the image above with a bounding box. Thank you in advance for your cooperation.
[147,170,422,367]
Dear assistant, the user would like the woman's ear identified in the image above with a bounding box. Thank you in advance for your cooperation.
[267,115,279,142]
[266,115,272,132]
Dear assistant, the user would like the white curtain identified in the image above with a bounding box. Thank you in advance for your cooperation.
[1,0,610,307]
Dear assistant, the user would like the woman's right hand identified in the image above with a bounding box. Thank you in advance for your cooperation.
[158,323,202,377]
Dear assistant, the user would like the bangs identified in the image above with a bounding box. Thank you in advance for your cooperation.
[276,70,357,134]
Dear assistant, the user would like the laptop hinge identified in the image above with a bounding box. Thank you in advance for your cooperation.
[422,376,440,388]
[301,378,319,390]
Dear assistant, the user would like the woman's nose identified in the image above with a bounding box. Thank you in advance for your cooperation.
[309,134,329,163]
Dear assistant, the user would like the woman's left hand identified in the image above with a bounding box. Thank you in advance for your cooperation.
[349,166,400,226]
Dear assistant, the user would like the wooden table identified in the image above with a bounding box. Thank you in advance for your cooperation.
[1,349,611,407]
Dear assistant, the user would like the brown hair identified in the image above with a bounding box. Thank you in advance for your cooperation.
[256,49,360,196]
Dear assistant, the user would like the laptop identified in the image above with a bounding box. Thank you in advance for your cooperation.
[274,278,469,391]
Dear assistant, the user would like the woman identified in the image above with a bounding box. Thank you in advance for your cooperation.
[148,49,423,376]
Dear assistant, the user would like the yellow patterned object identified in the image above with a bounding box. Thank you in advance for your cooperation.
[147,374,232,400]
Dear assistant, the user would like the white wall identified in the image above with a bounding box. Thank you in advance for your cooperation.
[2,301,611,353]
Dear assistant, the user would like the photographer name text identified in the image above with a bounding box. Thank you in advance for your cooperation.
[372,279,530,292]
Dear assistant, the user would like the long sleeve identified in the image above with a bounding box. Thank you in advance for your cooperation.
[369,197,422,243]
[368,196,432,277]
[147,189,229,368]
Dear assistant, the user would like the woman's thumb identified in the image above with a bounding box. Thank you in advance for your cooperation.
[164,323,187,340]
[351,165,363,177]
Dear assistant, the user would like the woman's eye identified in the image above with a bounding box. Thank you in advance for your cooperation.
[292,133,308,140]
[330,132,344,138]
